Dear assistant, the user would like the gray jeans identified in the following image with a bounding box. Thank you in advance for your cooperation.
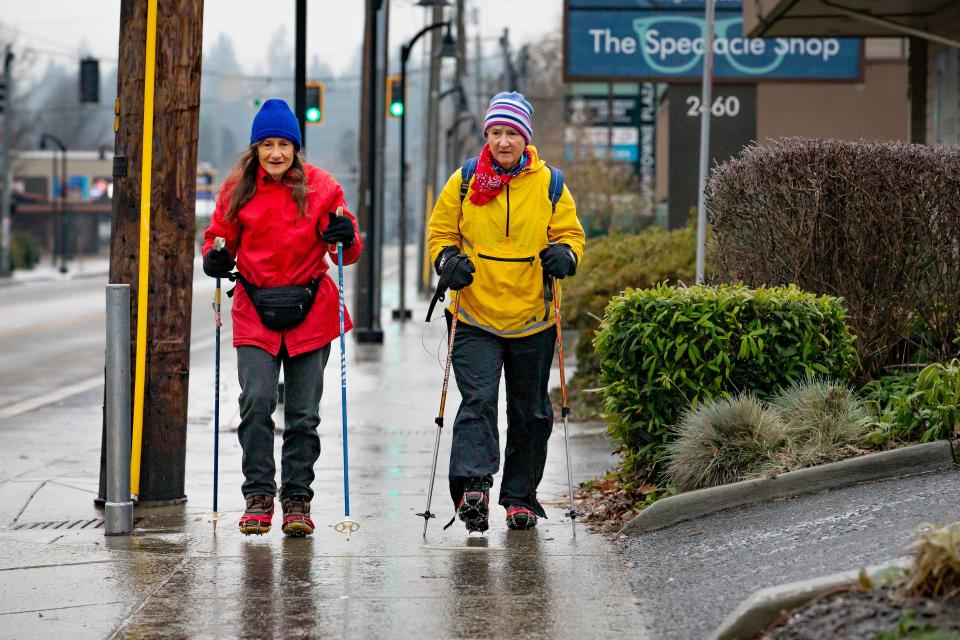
[236,344,331,500]
[447,318,557,517]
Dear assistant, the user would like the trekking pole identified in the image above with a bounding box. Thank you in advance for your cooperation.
[553,277,579,537]
[210,237,225,532]
[417,292,461,539]
[332,207,359,537]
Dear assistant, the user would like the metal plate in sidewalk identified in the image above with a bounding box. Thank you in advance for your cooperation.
[9,517,142,531]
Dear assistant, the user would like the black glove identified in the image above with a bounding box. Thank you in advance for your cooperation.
[539,243,577,279]
[436,246,475,291]
[320,211,355,247]
[202,247,235,278]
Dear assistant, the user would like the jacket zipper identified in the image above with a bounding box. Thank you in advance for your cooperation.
[505,185,511,238]
[477,253,533,265]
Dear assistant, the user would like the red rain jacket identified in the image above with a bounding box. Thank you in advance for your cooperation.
[202,164,363,357]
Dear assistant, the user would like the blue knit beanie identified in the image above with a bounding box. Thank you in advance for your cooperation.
[484,91,534,144]
[250,99,302,151]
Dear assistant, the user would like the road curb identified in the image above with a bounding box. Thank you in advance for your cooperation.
[707,558,912,640]
[620,440,958,536]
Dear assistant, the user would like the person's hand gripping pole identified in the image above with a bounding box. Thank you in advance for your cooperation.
[331,207,360,536]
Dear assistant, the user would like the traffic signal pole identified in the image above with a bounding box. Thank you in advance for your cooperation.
[393,20,450,322]
[295,0,307,148]
[353,0,386,343]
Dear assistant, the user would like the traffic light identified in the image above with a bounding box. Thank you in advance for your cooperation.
[0,78,6,114]
[386,75,404,119]
[305,81,324,125]
[80,58,99,103]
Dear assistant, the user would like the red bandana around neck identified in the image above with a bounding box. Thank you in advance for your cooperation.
[468,145,532,207]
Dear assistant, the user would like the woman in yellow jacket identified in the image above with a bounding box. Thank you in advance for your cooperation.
[427,92,585,532]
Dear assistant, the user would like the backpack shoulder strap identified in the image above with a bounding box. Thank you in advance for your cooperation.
[547,165,565,214]
[460,156,479,203]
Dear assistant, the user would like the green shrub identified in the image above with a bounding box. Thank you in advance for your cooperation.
[11,231,40,270]
[560,225,697,418]
[596,283,859,478]
[862,361,960,445]
[665,394,787,491]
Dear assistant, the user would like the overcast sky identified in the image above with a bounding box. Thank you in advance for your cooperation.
[0,0,562,78]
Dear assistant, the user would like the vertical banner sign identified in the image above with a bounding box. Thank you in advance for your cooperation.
[564,0,863,82]
[638,82,656,204]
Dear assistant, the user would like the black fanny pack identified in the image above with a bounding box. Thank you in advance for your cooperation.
[229,272,321,331]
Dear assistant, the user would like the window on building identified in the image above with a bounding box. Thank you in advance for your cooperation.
[933,48,959,144]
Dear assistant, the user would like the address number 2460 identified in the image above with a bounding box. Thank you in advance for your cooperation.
[686,95,741,118]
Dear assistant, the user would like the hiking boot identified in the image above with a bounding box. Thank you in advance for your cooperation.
[505,506,537,530]
[239,494,274,535]
[280,496,315,538]
[457,479,490,533]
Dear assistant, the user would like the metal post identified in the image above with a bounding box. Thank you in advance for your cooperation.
[295,0,307,150]
[59,148,67,273]
[393,21,449,322]
[695,0,716,285]
[393,50,412,321]
[105,284,133,535]
[354,0,386,343]
[0,47,13,277]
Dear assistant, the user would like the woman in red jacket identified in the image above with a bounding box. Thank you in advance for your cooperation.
[201,99,363,537]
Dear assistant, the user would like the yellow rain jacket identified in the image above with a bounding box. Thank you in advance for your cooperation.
[428,145,585,338]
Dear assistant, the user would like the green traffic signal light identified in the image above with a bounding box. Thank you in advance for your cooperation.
[305,81,324,125]
[389,101,404,118]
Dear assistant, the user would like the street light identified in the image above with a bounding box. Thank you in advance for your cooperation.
[39,133,68,274]
[392,21,458,321]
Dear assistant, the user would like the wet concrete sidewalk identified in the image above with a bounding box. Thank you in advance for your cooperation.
[0,291,642,639]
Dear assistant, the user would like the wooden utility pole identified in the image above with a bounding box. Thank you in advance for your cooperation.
[106,0,204,503]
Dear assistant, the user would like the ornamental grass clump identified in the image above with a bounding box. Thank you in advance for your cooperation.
[665,394,788,492]
[900,522,960,601]
[770,378,871,467]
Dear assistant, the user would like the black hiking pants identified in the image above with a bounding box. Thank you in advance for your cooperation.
[236,343,331,501]
[447,316,557,517]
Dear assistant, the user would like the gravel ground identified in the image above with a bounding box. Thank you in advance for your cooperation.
[616,469,960,640]
[765,588,960,639]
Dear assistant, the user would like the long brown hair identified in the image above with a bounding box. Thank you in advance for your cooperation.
[223,145,309,220]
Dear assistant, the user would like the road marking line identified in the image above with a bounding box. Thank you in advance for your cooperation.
[0,311,106,339]
[0,335,218,421]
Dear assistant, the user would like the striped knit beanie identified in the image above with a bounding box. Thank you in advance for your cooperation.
[483,92,534,144]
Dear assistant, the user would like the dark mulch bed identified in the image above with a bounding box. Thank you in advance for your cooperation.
[575,475,654,535]
[763,587,960,639]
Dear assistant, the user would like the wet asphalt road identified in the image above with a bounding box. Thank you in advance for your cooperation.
[0,255,643,639]
[618,468,960,640]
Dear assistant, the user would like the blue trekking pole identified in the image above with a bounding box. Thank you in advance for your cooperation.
[210,237,226,532]
[332,207,359,536]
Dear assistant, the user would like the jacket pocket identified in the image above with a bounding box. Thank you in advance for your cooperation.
[470,248,544,328]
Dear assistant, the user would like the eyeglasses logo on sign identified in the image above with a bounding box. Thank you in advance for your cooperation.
[629,16,841,75]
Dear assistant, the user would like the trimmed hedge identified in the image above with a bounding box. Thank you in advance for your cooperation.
[560,225,697,418]
[707,139,960,377]
[596,283,859,478]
